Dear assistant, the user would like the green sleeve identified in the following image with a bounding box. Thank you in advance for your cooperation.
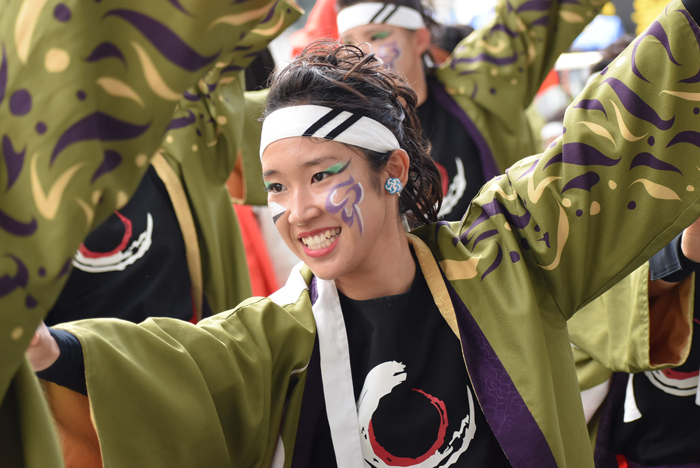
[55,296,316,467]
[436,0,605,168]
[433,0,700,320]
[569,266,695,375]
[0,0,300,404]
[155,8,299,314]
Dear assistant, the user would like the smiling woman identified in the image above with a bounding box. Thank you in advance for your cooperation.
[25,3,700,466]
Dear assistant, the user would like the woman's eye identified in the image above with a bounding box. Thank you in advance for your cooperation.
[264,183,285,193]
[370,31,391,41]
[312,172,329,183]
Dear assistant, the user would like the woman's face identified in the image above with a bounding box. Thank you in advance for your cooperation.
[341,23,428,77]
[262,137,397,281]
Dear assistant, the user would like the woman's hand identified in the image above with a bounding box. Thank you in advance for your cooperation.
[26,322,60,372]
[681,215,700,263]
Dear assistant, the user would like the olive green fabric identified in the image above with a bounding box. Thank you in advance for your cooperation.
[436,0,607,171]
[0,1,301,466]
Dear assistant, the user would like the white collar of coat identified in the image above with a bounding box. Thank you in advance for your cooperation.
[268,235,458,466]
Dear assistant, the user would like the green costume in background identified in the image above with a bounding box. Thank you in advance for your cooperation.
[28,0,700,467]
[0,1,301,466]
[433,0,607,180]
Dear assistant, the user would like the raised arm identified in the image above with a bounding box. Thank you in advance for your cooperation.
[436,0,605,168]
[0,0,301,400]
[431,0,700,320]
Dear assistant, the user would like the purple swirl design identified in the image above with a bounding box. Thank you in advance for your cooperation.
[452,51,518,68]
[167,110,196,131]
[481,242,503,280]
[631,21,679,83]
[91,150,122,183]
[600,77,675,130]
[538,232,551,248]
[473,229,499,248]
[183,90,199,101]
[630,152,682,174]
[85,42,126,65]
[2,135,25,191]
[516,0,551,12]
[544,143,621,169]
[667,130,700,148]
[434,220,450,240]
[0,255,29,298]
[0,45,7,106]
[50,112,150,166]
[168,0,192,15]
[260,1,278,23]
[677,9,700,83]
[574,99,607,117]
[57,257,72,279]
[489,23,518,38]
[515,158,540,181]
[464,199,531,238]
[0,210,37,236]
[103,10,219,71]
[561,171,600,193]
[325,176,364,234]
[531,15,549,27]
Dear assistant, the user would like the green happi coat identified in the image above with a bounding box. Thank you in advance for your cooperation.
[433,0,607,179]
[0,1,301,466]
[31,1,700,467]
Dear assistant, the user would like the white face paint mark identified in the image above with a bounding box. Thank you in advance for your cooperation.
[269,201,287,224]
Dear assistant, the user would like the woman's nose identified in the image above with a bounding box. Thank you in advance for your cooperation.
[286,188,323,226]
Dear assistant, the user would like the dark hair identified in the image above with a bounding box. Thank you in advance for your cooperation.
[265,41,442,226]
[336,0,444,49]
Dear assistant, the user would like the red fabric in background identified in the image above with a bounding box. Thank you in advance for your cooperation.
[290,0,339,57]
[233,204,279,297]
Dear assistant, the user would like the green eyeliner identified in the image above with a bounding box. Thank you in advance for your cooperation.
[326,161,350,174]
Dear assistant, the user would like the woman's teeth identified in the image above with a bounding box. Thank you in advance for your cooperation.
[302,228,341,250]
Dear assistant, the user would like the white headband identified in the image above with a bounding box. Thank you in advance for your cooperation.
[337,3,426,35]
[260,105,400,158]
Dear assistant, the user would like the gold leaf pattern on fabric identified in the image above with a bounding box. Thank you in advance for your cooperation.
[408,234,459,337]
[611,100,647,142]
[31,154,85,220]
[560,10,585,22]
[579,121,617,147]
[630,179,681,200]
[439,258,481,280]
[539,203,569,271]
[208,1,278,29]
[131,42,182,101]
[96,77,145,107]
[660,90,700,101]
[14,0,50,63]
[74,198,94,230]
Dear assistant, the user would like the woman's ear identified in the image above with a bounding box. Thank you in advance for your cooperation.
[413,27,432,57]
[384,149,410,187]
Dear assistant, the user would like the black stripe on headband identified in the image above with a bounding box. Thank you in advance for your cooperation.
[324,114,363,140]
[379,5,400,24]
[369,4,389,23]
[302,109,343,137]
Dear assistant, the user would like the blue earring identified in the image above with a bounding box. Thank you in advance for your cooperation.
[384,178,403,195]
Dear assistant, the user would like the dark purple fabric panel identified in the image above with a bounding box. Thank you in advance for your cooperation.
[291,339,323,468]
[428,79,501,181]
[594,372,629,468]
[444,279,559,468]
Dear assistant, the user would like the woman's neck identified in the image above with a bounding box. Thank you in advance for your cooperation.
[334,229,416,301]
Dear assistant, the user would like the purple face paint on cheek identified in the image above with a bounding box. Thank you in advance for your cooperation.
[377,41,401,70]
[325,176,364,234]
